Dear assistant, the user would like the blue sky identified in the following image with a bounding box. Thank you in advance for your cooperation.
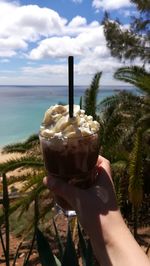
[0,0,138,85]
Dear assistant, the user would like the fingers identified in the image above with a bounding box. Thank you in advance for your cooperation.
[43,176,78,206]
[95,155,113,189]
[97,155,110,168]
[96,155,111,176]
[43,156,112,208]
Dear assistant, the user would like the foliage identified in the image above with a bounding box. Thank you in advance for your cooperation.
[0,174,37,265]
[0,132,50,238]
[2,134,39,154]
[83,72,102,120]
[98,73,149,223]
[0,170,96,265]
[2,173,9,266]
[0,156,43,174]
[128,128,143,207]
[36,221,96,266]
[114,66,150,95]
[0,66,150,264]
[98,90,145,160]
[103,0,150,63]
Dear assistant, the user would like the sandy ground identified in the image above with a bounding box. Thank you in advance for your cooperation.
[0,149,30,191]
[0,149,24,163]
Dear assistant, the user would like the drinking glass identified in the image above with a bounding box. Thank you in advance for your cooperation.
[39,131,100,215]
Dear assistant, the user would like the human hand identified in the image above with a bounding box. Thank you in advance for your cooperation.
[43,156,150,266]
[43,156,118,238]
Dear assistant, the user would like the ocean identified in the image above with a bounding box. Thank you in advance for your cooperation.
[0,85,141,147]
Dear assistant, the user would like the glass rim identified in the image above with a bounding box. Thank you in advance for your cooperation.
[39,129,99,141]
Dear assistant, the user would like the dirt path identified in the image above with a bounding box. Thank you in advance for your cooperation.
[0,232,40,265]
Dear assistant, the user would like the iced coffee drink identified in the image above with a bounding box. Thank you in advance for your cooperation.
[39,104,100,208]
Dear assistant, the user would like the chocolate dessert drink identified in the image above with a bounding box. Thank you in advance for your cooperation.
[39,104,100,208]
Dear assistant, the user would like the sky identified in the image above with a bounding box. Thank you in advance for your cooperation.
[0,0,139,86]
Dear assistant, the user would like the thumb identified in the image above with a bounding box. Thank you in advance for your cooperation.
[43,176,78,206]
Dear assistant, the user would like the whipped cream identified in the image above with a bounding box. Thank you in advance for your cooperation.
[40,104,100,139]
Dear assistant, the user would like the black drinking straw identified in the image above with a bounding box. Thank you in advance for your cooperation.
[68,56,74,118]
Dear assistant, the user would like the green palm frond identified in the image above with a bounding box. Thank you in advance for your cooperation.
[138,113,150,130]
[98,90,148,157]
[112,161,128,206]
[0,156,44,174]
[0,195,28,226]
[99,90,143,110]
[25,202,54,235]
[20,172,45,193]
[22,191,54,235]
[83,72,102,120]
[7,171,41,185]
[114,66,150,95]
[18,183,45,218]
[112,160,127,170]
[98,94,119,110]
[128,128,143,207]
[2,134,39,154]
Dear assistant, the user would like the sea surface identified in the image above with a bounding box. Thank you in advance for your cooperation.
[0,85,142,147]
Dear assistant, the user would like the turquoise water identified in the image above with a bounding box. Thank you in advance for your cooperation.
[0,85,141,147]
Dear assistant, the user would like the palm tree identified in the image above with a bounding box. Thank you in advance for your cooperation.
[128,128,143,237]
[0,134,54,236]
[98,90,145,159]
[114,66,150,95]
[83,72,102,120]
[98,66,150,231]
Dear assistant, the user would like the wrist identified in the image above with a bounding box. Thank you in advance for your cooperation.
[87,210,127,265]
[100,210,125,246]
[87,209,123,245]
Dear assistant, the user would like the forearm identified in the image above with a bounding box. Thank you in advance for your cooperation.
[88,211,150,266]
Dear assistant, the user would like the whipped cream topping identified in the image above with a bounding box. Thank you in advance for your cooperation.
[40,104,100,139]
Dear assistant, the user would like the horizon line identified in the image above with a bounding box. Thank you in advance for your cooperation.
[0,84,134,87]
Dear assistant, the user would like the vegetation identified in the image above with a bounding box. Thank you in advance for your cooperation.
[83,72,102,120]
[36,222,96,266]
[0,1,149,263]
[102,0,150,237]
[103,0,150,63]
[0,68,149,264]
[0,49,150,264]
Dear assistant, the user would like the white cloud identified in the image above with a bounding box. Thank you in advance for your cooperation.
[28,25,106,60]
[68,16,87,27]
[0,37,27,57]
[0,1,67,57]
[0,0,138,86]
[23,64,67,76]
[20,55,124,85]
[92,0,131,10]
